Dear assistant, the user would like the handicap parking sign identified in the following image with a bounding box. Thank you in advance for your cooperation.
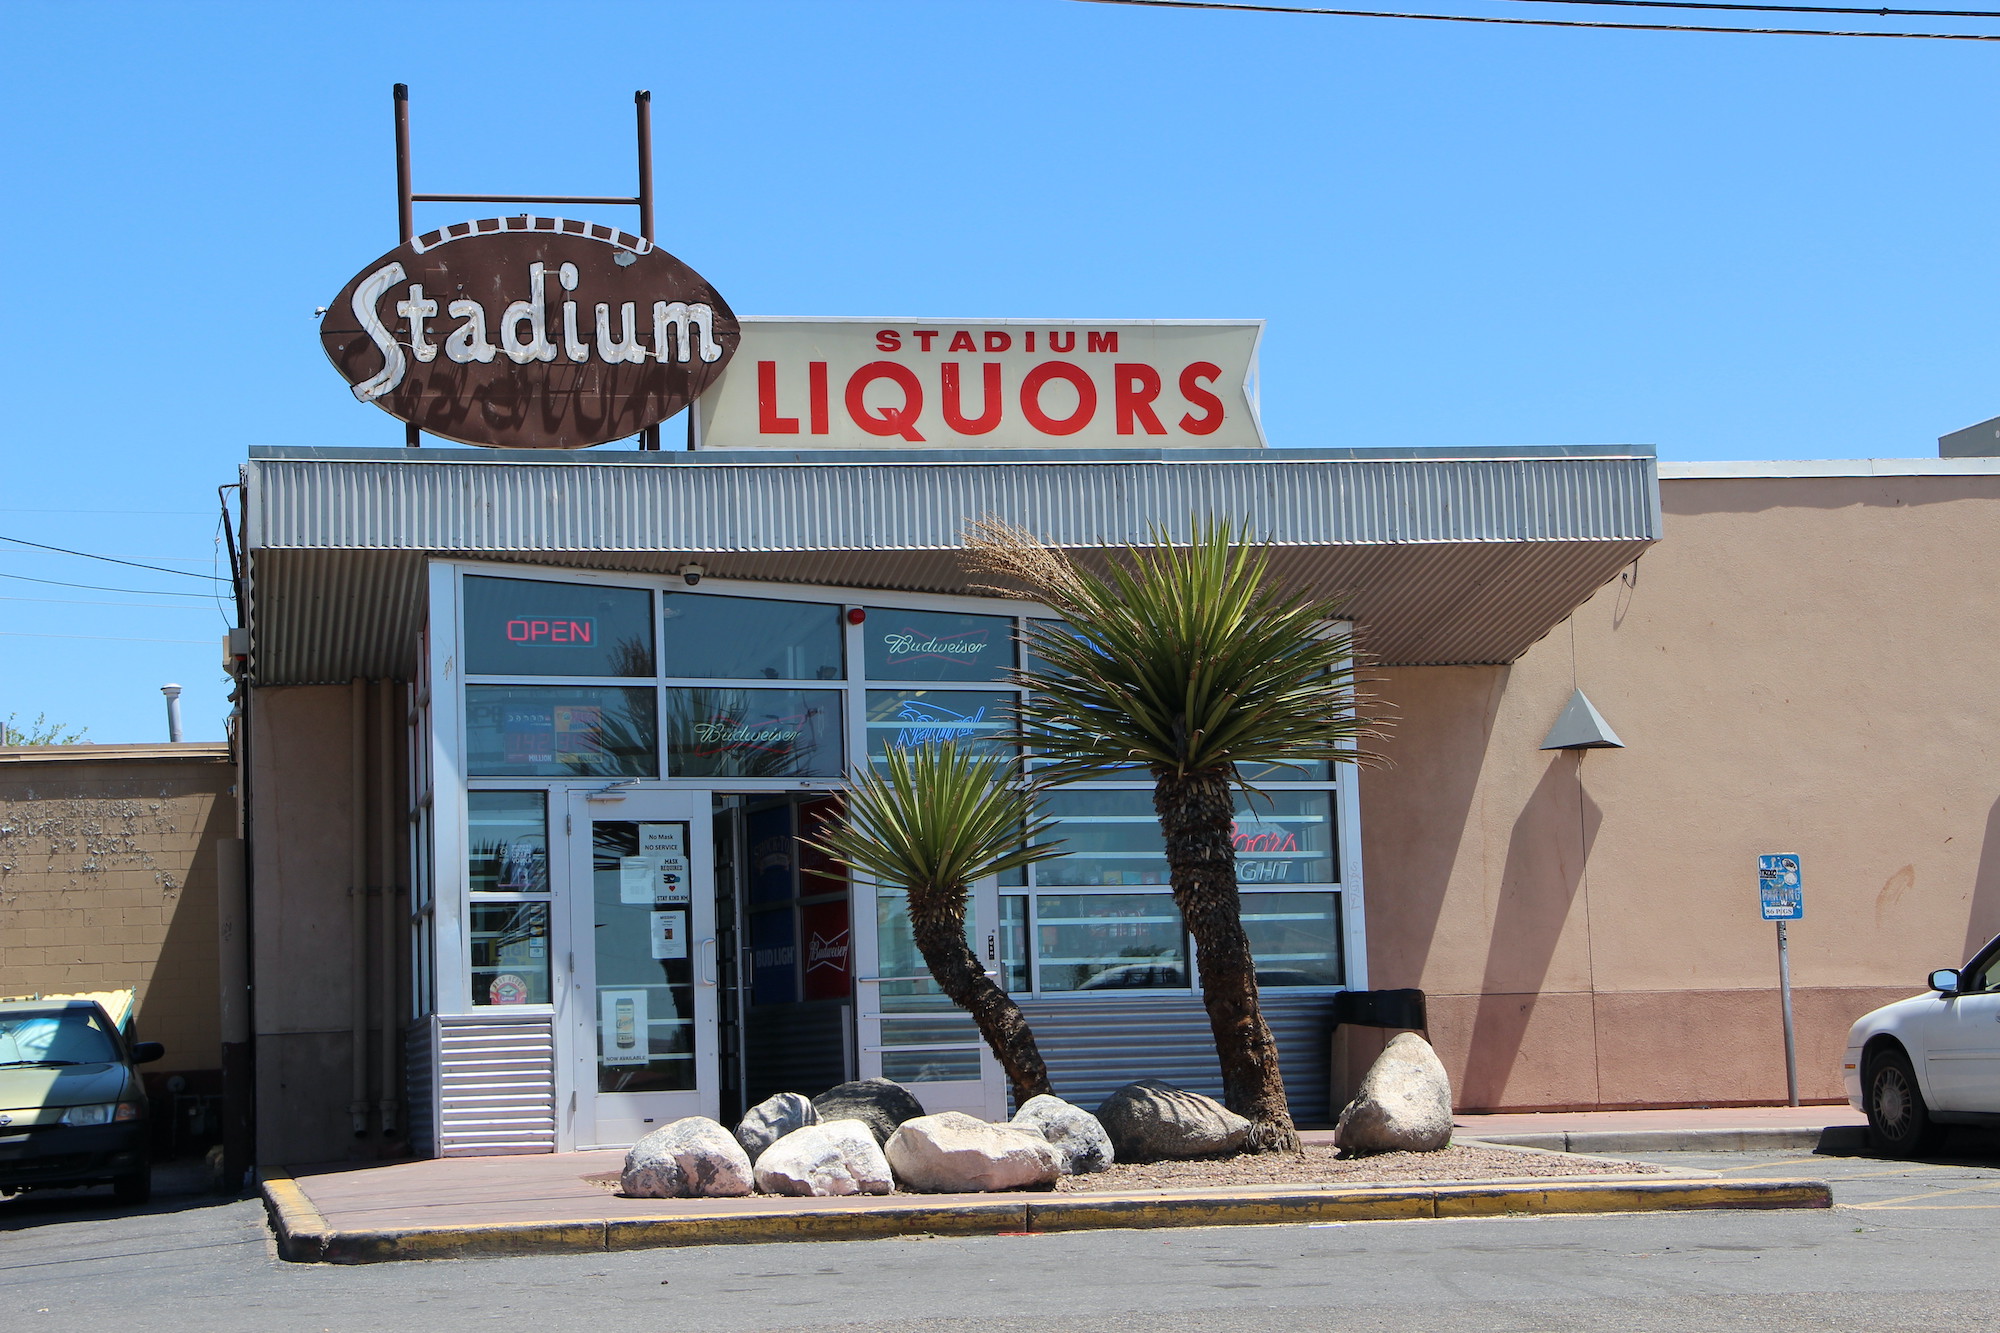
[1758,854,1804,921]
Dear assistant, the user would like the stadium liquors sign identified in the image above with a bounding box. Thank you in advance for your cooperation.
[320,216,739,449]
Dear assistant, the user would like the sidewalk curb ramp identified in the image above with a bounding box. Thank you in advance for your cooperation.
[1460,1126,1869,1155]
[260,1170,1833,1264]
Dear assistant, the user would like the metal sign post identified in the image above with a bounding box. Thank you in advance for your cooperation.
[1758,853,1805,1107]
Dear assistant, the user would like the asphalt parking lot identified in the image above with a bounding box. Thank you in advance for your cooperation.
[6,1142,2000,1333]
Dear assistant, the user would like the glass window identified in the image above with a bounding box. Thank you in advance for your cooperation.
[1244,892,1344,987]
[660,593,844,681]
[467,792,548,894]
[998,895,1029,992]
[470,902,551,1005]
[1035,893,1187,992]
[864,608,1015,682]
[1035,788,1336,887]
[463,575,654,677]
[874,888,985,1081]
[591,819,696,1092]
[865,690,1014,768]
[665,688,842,779]
[1234,759,1334,783]
[466,686,657,778]
[1232,791,1338,885]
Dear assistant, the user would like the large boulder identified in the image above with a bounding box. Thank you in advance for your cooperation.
[754,1119,895,1197]
[811,1077,927,1146]
[735,1092,818,1165]
[1011,1094,1114,1175]
[1334,1032,1453,1156]
[1095,1080,1251,1163]
[884,1112,1062,1193]
[621,1116,755,1198]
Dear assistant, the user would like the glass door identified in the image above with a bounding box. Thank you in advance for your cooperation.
[566,789,719,1147]
[853,874,1006,1119]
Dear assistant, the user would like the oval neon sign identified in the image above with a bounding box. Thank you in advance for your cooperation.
[319,216,739,449]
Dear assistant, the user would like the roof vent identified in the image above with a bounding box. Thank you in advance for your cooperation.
[1540,689,1625,751]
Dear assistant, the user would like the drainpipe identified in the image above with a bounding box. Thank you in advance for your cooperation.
[349,678,370,1138]
[376,677,401,1140]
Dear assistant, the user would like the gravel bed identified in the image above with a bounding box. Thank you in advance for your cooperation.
[1052,1143,1666,1192]
[586,1144,1662,1197]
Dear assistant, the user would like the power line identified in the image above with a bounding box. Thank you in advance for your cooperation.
[0,594,213,610]
[0,534,229,582]
[0,632,212,645]
[1502,0,2000,17]
[1077,0,2000,38]
[0,570,217,599]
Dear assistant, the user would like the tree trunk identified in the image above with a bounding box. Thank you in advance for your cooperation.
[1153,768,1301,1153]
[906,883,1054,1106]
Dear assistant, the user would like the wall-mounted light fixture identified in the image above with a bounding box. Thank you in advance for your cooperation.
[1540,689,1625,751]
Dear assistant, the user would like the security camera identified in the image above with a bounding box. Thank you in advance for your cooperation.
[679,563,705,587]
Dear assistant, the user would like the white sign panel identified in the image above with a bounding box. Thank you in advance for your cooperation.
[649,910,688,960]
[640,824,691,904]
[618,856,659,905]
[599,988,649,1066]
[697,318,1265,450]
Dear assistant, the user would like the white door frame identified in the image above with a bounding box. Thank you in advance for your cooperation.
[563,787,720,1149]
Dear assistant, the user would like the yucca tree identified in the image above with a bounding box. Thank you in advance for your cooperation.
[968,516,1381,1152]
[804,741,1066,1105]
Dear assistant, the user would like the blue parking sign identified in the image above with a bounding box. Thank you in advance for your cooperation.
[1759,854,1804,920]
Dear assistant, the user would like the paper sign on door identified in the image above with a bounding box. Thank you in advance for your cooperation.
[618,856,660,904]
[640,824,691,903]
[650,910,688,960]
[600,988,649,1066]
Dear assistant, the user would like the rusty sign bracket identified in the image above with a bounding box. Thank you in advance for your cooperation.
[390,85,661,450]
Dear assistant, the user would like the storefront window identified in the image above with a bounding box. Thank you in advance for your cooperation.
[865,690,1014,768]
[1034,893,1187,991]
[875,889,984,1082]
[660,593,844,681]
[1243,892,1344,987]
[466,686,658,778]
[469,902,551,1005]
[463,575,654,678]
[665,688,843,779]
[864,608,1015,682]
[467,791,548,894]
[1035,788,1336,887]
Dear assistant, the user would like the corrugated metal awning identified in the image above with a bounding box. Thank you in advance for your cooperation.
[241,443,1659,684]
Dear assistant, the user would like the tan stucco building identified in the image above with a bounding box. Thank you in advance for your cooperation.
[219,446,2000,1165]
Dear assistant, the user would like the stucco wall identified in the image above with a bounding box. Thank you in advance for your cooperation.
[1359,473,2000,1110]
[0,744,234,1077]
[247,683,408,1164]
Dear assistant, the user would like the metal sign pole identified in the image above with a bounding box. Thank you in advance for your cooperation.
[393,84,420,449]
[1777,919,1799,1106]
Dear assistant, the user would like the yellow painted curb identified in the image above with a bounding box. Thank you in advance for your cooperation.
[259,1169,332,1263]
[262,1173,1833,1263]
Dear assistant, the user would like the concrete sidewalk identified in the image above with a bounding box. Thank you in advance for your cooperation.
[1445,1104,1869,1154]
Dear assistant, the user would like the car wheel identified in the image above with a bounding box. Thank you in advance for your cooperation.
[111,1169,151,1206]
[1866,1048,1943,1156]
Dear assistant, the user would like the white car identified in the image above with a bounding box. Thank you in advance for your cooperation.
[1844,934,2000,1155]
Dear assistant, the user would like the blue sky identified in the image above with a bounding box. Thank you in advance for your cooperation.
[2,0,1995,742]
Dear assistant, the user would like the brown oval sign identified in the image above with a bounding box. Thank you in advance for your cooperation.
[320,217,738,449]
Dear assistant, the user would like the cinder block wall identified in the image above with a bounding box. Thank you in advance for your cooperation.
[0,743,234,1076]
[1358,473,2000,1111]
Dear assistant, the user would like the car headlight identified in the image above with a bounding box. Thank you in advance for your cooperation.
[60,1102,140,1126]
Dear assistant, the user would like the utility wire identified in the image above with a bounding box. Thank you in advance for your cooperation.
[1077,0,2000,38]
[0,631,212,645]
[0,594,212,610]
[0,534,229,582]
[0,570,217,599]
[1499,0,2000,17]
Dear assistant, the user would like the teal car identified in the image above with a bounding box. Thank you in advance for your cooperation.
[0,999,163,1204]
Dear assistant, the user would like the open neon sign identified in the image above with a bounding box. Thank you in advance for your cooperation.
[504,617,596,645]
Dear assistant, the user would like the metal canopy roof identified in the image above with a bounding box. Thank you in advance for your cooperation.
[241,443,1660,684]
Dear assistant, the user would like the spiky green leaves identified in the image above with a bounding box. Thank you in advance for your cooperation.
[969,515,1377,786]
[803,742,1064,906]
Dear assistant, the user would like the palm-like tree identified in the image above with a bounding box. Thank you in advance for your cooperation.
[968,516,1382,1152]
[804,742,1065,1105]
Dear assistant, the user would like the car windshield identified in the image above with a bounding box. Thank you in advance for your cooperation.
[0,1011,120,1067]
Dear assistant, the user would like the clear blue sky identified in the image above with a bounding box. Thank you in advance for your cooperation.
[3,0,1994,743]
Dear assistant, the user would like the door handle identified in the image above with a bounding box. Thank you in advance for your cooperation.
[699,937,717,987]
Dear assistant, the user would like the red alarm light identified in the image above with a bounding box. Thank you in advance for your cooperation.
[846,608,866,625]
